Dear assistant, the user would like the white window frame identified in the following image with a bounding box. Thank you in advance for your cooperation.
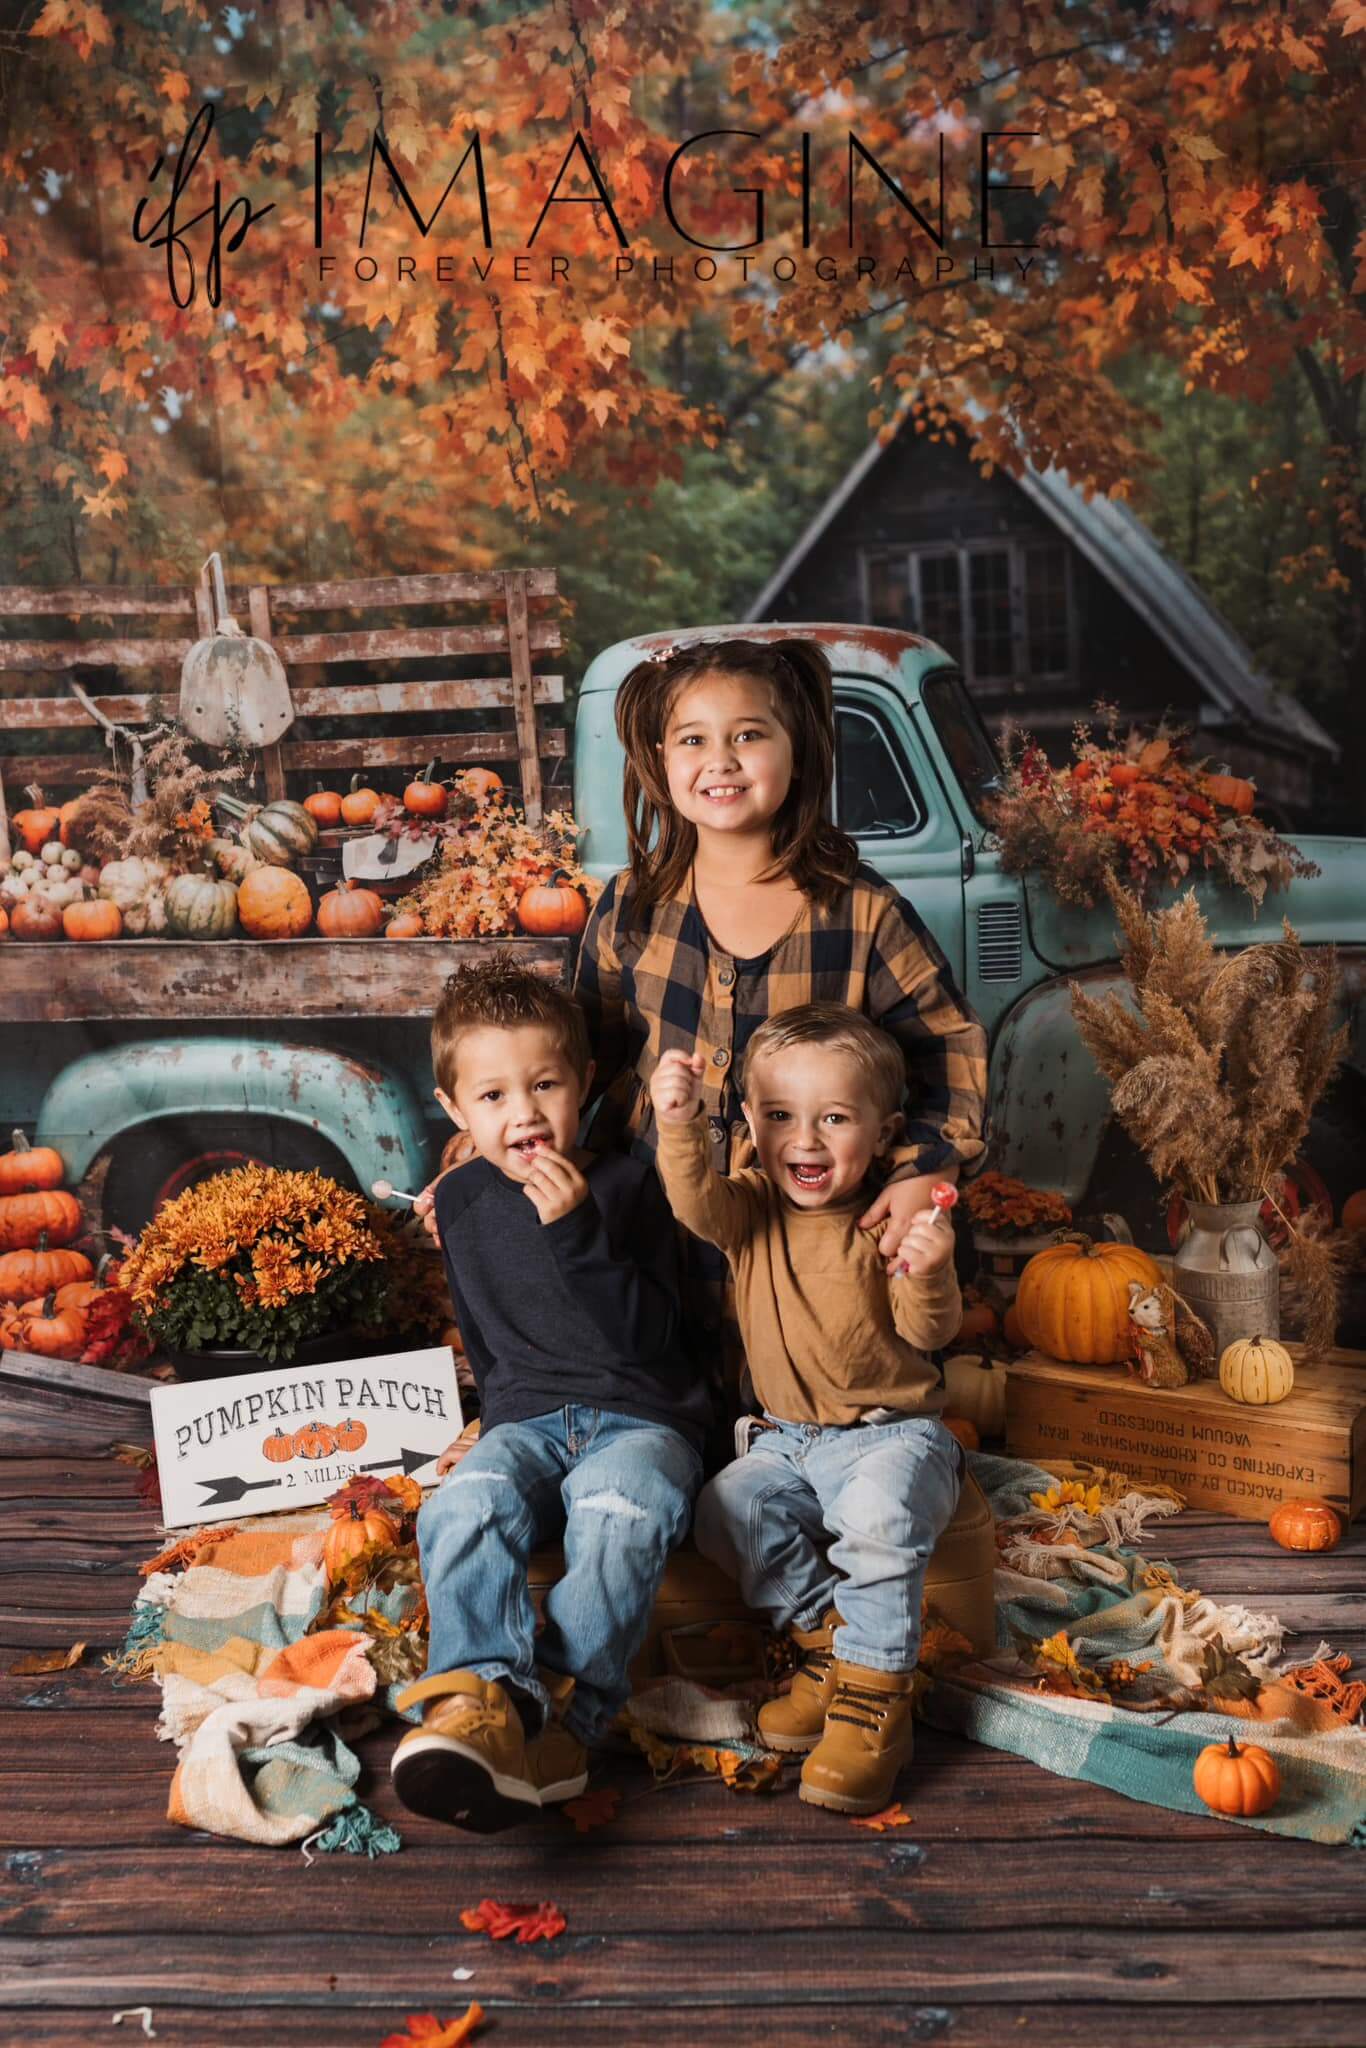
[859,538,1077,690]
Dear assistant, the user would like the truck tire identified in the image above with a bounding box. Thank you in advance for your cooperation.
[98,1116,359,1245]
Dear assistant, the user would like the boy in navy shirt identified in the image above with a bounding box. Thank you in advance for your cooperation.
[393,955,707,1832]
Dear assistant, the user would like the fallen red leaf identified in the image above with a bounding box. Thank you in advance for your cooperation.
[459,1898,566,1943]
[379,2007,486,2047]
[8,1642,86,1676]
[562,1784,620,1834]
[850,1802,911,1832]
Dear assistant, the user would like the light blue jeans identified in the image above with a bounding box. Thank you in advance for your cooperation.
[693,1413,964,1674]
[417,1405,702,1745]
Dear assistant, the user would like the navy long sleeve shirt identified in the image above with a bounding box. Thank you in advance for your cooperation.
[432,1151,710,1453]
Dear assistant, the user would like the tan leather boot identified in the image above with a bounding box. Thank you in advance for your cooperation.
[525,1665,589,1805]
[757,1609,842,1754]
[392,1670,540,1832]
[798,1661,916,1814]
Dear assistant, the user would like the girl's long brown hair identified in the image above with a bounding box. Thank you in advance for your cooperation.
[615,636,860,921]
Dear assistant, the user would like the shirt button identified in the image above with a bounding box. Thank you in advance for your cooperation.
[717,967,735,988]
[709,1119,725,1143]
[712,1047,729,1068]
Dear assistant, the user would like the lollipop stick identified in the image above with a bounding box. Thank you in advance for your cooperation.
[371,1179,420,1206]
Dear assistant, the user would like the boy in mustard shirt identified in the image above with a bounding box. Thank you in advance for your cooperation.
[650,1002,964,1815]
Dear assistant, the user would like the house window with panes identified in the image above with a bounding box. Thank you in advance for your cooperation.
[861,540,1075,692]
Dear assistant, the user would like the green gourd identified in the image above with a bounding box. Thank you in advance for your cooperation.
[215,794,318,868]
[164,873,240,939]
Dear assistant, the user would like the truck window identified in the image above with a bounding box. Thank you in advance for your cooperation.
[835,703,923,837]
[920,670,1003,824]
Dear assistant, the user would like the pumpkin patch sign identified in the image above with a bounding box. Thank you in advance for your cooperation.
[150,1346,461,1529]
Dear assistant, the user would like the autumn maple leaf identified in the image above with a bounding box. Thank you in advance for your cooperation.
[460,1899,567,1943]
[562,1784,620,1834]
[850,1802,912,1832]
[380,2007,486,2048]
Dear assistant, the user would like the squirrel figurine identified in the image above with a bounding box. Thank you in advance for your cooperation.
[1125,1281,1217,1390]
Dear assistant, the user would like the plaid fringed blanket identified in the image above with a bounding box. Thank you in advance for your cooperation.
[117,1452,1366,1849]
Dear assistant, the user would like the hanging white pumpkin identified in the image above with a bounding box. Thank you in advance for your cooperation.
[178,553,294,749]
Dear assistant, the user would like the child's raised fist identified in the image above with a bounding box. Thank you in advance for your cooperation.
[892,1210,956,1280]
[651,1049,706,1124]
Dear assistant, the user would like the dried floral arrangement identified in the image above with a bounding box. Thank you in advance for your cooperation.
[61,727,248,874]
[961,1171,1072,1237]
[120,1164,448,1362]
[1071,881,1354,1350]
[986,707,1319,909]
[394,791,600,939]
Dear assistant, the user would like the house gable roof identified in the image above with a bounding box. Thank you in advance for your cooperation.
[746,414,1337,760]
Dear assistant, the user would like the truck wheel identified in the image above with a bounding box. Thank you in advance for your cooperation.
[98,1116,358,1245]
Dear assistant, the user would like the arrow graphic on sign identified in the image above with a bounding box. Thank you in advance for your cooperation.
[359,1447,438,1477]
[197,1447,436,1506]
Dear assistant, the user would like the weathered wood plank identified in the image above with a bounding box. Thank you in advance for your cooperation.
[0,936,570,1022]
[3,1928,1364,2008]
[0,638,193,672]
[504,567,543,826]
[265,569,559,611]
[0,753,110,788]
[264,621,562,665]
[277,727,565,771]
[0,586,196,616]
[248,585,287,804]
[0,1354,151,1408]
[0,676,565,728]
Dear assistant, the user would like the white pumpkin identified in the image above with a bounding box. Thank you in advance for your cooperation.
[1219,1335,1295,1406]
[941,1351,1009,1437]
[10,851,35,872]
[122,889,168,938]
[98,857,168,914]
[40,840,64,865]
[58,847,82,873]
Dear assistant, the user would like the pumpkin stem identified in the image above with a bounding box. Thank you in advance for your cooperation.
[10,1130,30,1154]
[41,1291,57,1316]
[1226,1736,1242,1757]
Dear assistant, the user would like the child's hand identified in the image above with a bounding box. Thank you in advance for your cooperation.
[891,1209,956,1280]
[651,1050,705,1124]
[435,1419,481,1476]
[522,1146,590,1225]
[861,1171,957,1270]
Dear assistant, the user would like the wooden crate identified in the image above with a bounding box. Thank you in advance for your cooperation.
[1005,1346,1366,1522]
[0,566,564,861]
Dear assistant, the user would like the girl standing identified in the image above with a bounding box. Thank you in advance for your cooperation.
[572,636,988,1421]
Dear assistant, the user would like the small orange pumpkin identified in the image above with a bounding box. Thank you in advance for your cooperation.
[0,1131,65,1197]
[942,1413,980,1452]
[1192,1734,1280,1817]
[334,1416,367,1452]
[340,775,383,828]
[62,898,123,943]
[316,881,385,940]
[12,788,60,856]
[0,1189,82,1252]
[57,797,85,848]
[0,906,7,942]
[456,768,503,804]
[1342,1190,1366,1236]
[321,1498,399,1581]
[0,1233,92,1304]
[385,911,424,939]
[238,866,313,939]
[1203,772,1256,815]
[1015,1232,1162,1366]
[293,1420,338,1460]
[262,1428,295,1465]
[303,787,344,828]
[13,1289,87,1359]
[1268,1498,1343,1553]
[403,761,448,819]
[10,896,63,942]
[516,873,588,939]
[1108,761,1141,789]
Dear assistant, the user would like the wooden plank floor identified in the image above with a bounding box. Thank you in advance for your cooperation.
[4,1383,1366,2047]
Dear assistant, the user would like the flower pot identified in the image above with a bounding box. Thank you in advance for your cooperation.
[1172,1201,1279,1358]
[971,1228,1060,1305]
[161,1325,368,1383]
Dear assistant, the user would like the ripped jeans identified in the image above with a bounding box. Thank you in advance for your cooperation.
[417,1405,701,1744]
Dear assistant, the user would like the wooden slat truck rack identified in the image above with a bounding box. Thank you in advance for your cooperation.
[0,567,573,1019]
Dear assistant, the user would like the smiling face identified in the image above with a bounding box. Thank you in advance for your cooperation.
[743,1043,900,1210]
[660,670,795,841]
[437,1022,592,1182]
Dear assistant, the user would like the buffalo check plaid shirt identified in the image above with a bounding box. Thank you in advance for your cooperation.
[573,864,989,1182]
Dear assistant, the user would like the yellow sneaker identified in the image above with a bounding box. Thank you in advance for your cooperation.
[392,1671,539,1833]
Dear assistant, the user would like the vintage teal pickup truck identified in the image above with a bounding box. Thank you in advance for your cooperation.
[9,621,1365,1258]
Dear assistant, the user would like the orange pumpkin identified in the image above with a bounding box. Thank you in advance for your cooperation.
[0,1233,92,1304]
[403,762,448,819]
[334,1416,367,1452]
[456,768,502,804]
[0,1131,65,1197]
[316,881,386,939]
[0,1189,82,1252]
[304,787,344,828]
[10,897,63,942]
[13,1289,87,1359]
[1108,761,1141,789]
[1192,1734,1280,1817]
[0,906,7,941]
[13,789,60,856]
[237,866,313,939]
[321,1499,399,1581]
[340,776,382,828]
[1268,1498,1343,1553]
[1203,773,1255,815]
[63,898,123,943]
[385,911,424,939]
[516,874,588,939]
[262,1428,295,1465]
[956,1300,998,1345]
[1342,1190,1366,1236]
[942,1413,980,1452]
[293,1420,338,1460]
[57,797,85,848]
[1015,1232,1162,1365]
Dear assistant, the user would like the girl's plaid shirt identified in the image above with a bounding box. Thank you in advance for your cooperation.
[573,864,989,1182]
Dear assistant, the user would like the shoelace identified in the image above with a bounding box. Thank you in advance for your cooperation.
[825,1681,894,1731]
[429,1700,503,1736]
[795,1645,835,1689]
